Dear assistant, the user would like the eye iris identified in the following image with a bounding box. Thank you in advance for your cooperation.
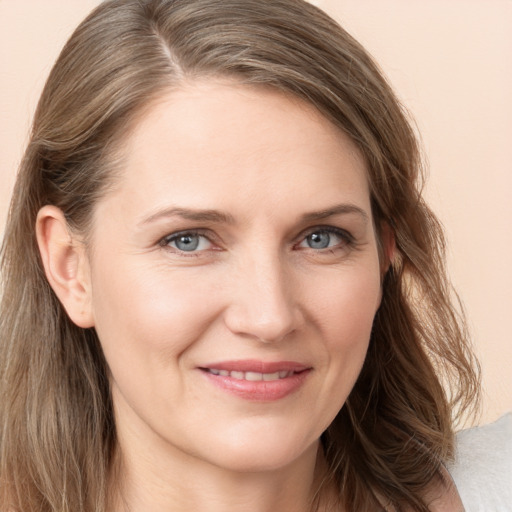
[307,232,330,249]
[175,234,200,251]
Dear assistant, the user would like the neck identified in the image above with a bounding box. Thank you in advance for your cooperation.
[109,429,330,512]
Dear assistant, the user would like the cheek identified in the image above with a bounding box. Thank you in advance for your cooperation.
[290,266,381,437]
[313,267,381,344]
[89,259,222,366]
[311,267,381,388]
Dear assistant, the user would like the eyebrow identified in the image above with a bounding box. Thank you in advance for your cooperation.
[139,207,236,226]
[139,203,369,227]
[300,204,369,224]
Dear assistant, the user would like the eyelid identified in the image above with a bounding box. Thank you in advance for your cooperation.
[159,228,220,252]
[157,225,356,255]
[294,225,355,250]
[299,225,354,241]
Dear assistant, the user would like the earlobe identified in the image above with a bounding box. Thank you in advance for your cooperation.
[36,205,95,328]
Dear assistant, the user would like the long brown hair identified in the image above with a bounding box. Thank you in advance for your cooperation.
[0,1,479,510]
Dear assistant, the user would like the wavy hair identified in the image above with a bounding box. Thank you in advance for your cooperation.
[0,0,480,510]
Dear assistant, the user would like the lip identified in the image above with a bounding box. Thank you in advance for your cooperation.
[199,359,311,401]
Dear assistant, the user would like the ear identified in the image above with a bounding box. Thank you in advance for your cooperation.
[379,221,396,276]
[36,205,95,328]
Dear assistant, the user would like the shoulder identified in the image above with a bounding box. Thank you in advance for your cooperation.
[447,413,512,511]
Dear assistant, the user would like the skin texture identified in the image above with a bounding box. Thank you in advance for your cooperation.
[37,82,389,511]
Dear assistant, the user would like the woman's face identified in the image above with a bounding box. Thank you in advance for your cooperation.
[86,82,384,473]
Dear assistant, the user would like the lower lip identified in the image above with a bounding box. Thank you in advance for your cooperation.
[201,370,311,401]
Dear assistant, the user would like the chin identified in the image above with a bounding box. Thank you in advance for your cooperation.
[198,428,320,474]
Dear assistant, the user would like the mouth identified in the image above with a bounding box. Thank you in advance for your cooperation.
[198,360,311,401]
[204,368,296,381]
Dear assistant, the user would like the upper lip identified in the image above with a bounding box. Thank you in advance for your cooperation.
[199,360,310,373]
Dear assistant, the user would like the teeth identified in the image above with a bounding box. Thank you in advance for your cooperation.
[207,369,293,381]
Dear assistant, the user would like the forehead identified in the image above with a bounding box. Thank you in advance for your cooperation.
[100,81,370,223]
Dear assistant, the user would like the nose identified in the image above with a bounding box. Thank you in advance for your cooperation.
[223,253,303,343]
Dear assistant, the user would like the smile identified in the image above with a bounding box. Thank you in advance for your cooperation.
[199,360,311,401]
[205,369,294,381]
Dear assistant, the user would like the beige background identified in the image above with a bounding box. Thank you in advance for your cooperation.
[1,1,510,425]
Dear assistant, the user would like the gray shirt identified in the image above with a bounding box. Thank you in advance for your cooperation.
[448,413,512,511]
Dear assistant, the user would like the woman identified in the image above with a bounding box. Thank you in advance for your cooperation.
[0,0,487,510]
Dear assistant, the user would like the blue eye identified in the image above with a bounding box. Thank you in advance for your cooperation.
[165,232,212,252]
[306,232,333,249]
[298,228,348,250]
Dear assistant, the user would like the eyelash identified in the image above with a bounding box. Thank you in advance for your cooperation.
[158,226,355,256]
[159,229,216,256]
[295,226,355,252]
